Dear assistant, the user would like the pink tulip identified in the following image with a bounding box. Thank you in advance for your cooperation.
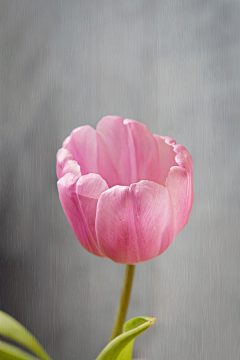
[56,116,193,264]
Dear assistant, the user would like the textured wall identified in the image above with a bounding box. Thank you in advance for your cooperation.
[0,1,239,359]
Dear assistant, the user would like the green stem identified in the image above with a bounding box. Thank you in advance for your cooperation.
[109,264,135,342]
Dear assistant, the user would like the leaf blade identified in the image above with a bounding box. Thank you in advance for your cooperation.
[96,316,156,360]
[0,311,52,360]
[0,340,42,360]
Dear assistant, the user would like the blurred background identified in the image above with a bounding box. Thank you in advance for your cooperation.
[0,1,239,359]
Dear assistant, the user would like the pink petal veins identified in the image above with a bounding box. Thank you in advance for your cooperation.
[57,173,108,257]
[96,181,175,264]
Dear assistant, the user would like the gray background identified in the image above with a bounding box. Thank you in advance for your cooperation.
[0,1,239,359]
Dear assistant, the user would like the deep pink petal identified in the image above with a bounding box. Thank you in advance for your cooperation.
[96,116,131,187]
[57,173,108,257]
[95,181,175,264]
[153,135,178,185]
[123,119,160,184]
[63,125,98,175]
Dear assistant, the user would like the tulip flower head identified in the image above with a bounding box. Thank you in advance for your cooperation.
[56,116,193,264]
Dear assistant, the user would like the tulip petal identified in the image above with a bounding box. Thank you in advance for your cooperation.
[166,145,193,235]
[96,181,175,264]
[57,173,108,257]
[96,116,131,187]
[56,148,78,180]
[61,160,81,178]
[63,125,98,175]
[153,135,177,185]
[123,119,160,184]
[165,167,189,235]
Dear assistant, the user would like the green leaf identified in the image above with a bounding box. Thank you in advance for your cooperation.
[96,316,156,360]
[0,340,42,360]
[0,311,52,360]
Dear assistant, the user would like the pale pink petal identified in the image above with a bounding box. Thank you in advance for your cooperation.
[95,181,175,264]
[56,148,75,180]
[57,173,108,257]
[96,116,131,187]
[166,144,193,234]
[174,145,193,223]
[174,143,193,170]
[161,136,176,145]
[123,119,160,184]
[165,167,189,235]
[61,160,81,178]
[153,135,178,185]
[63,125,98,175]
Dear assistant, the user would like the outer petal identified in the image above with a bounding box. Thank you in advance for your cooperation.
[57,173,109,257]
[95,180,175,264]
[153,135,177,185]
[96,116,131,187]
[63,125,98,175]
[124,119,160,184]
[166,144,193,235]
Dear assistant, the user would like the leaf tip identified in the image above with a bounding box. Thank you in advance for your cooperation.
[149,317,156,325]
